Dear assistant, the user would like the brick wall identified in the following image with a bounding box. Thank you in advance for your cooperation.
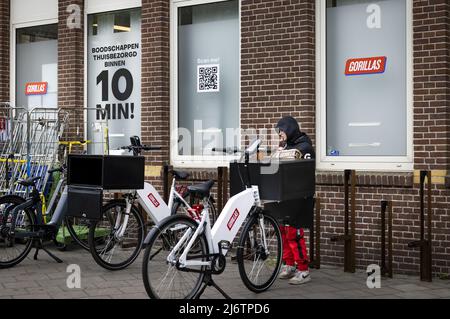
[413,0,449,171]
[141,0,170,192]
[0,0,9,102]
[58,0,85,139]
[241,0,316,147]
[240,0,450,276]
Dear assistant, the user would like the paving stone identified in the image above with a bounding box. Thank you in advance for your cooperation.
[390,283,430,292]
[0,246,447,299]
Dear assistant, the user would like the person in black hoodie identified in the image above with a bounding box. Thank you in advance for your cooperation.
[275,116,315,159]
[275,116,314,285]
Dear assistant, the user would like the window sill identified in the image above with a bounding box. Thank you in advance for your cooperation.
[316,171,414,188]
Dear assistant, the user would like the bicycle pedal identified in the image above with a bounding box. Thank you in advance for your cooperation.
[218,240,232,250]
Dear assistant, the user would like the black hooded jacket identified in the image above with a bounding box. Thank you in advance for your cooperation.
[276,116,315,159]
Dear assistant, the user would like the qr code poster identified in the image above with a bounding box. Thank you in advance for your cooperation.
[197,64,220,93]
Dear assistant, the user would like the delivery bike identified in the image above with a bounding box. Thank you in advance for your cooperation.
[141,139,282,299]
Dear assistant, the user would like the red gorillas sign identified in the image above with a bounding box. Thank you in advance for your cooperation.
[25,82,48,95]
[345,56,387,76]
[227,209,240,231]
[147,193,160,208]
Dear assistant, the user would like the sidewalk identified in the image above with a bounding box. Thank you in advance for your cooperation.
[0,246,449,299]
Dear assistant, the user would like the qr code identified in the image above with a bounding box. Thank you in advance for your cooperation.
[197,64,220,93]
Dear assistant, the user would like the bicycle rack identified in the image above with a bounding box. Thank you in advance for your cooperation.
[309,197,321,269]
[380,200,393,278]
[163,163,172,203]
[330,169,356,273]
[217,166,228,212]
[408,170,433,282]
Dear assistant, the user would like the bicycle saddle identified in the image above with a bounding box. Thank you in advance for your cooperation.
[172,170,189,180]
[17,176,41,187]
[187,180,214,197]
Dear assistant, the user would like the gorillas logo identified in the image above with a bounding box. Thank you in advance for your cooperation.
[304,153,312,159]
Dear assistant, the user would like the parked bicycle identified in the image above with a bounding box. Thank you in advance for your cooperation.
[88,136,218,270]
[141,139,282,299]
[0,167,84,268]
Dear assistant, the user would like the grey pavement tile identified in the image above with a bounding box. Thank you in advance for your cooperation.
[394,292,440,299]
[332,289,375,299]
[3,281,39,289]
[0,276,19,284]
[100,273,138,281]
[327,281,368,291]
[82,295,113,299]
[13,294,52,299]
[0,288,30,297]
[95,280,134,289]
[366,287,403,296]
[49,290,89,299]
[390,283,431,292]
[85,288,124,296]
[26,286,64,295]
[1,246,447,300]
[14,273,51,282]
[119,285,146,294]
[428,289,450,298]
[359,295,401,299]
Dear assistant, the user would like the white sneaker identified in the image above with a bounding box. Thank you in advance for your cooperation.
[289,271,311,285]
[278,265,297,279]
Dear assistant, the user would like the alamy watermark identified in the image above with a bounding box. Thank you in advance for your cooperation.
[366,264,381,289]
[66,264,81,289]
[67,4,81,29]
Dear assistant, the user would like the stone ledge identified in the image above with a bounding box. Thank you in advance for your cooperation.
[316,171,414,188]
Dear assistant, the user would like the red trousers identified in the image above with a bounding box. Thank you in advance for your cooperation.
[280,225,309,271]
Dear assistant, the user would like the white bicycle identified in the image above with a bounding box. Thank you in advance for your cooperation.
[142,140,282,299]
[88,136,216,270]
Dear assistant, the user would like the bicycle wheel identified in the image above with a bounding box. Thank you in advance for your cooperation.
[0,195,36,269]
[172,196,218,224]
[64,216,91,250]
[237,211,282,293]
[88,199,145,270]
[142,215,207,299]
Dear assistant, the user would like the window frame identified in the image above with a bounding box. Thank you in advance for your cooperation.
[10,19,58,111]
[315,0,414,172]
[170,0,241,168]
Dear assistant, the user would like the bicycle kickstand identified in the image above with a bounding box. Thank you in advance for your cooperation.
[33,240,63,264]
[194,273,231,299]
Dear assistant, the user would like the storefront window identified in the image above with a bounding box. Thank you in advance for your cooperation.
[16,24,58,109]
[175,0,240,160]
[323,0,411,165]
[87,8,141,153]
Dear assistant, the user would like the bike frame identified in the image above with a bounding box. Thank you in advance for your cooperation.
[172,186,265,269]
[113,177,194,240]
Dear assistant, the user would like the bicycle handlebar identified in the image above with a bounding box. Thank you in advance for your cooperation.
[121,145,162,152]
[212,147,241,154]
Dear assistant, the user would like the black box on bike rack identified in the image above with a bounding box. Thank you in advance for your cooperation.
[264,197,315,229]
[102,155,145,190]
[67,154,145,190]
[67,185,103,220]
[67,154,145,220]
[229,159,315,201]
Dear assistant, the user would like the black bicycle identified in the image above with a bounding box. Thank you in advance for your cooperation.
[0,168,84,268]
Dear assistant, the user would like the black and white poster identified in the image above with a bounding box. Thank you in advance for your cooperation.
[87,8,141,153]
